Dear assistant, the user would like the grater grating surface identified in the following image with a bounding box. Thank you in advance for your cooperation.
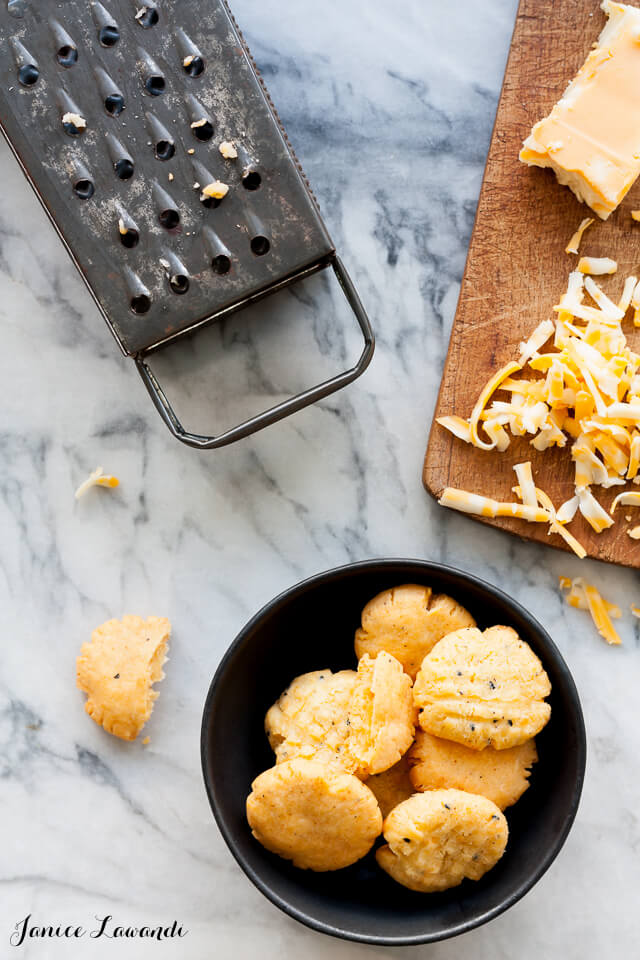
[0,0,373,447]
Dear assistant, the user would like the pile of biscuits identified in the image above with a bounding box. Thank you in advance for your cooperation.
[246,584,551,892]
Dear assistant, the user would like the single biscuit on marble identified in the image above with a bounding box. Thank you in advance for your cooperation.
[366,753,415,819]
[345,652,416,777]
[76,615,170,741]
[413,626,551,750]
[376,789,508,892]
[246,759,382,871]
[408,730,537,810]
[355,584,475,679]
[265,669,358,768]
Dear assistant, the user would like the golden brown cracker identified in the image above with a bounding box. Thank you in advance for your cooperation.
[346,652,416,776]
[366,754,415,818]
[246,759,382,871]
[413,626,551,750]
[355,584,475,679]
[265,669,358,768]
[76,615,170,741]
[408,730,537,809]
[376,789,508,892]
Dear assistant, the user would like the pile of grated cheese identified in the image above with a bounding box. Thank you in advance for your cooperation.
[437,240,640,558]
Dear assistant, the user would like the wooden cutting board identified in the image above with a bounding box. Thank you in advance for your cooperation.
[423,0,640,569]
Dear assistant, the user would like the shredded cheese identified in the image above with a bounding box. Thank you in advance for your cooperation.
[628,525,640,539]
[560,577,622,645]
[437,259,640,557]
[565,218,594,254]
[75,466,119,500]
[577,256,617,275]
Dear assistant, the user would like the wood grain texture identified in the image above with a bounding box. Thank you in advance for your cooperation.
[423,0,640,569]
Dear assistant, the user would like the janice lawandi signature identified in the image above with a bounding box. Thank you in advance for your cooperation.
[10,914,188,946]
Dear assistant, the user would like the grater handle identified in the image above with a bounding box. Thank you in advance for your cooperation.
[135,255,374,449]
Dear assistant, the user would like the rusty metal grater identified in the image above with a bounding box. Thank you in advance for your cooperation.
[0,0,373,448]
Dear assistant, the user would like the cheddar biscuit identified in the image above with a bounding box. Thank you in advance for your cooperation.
[345,652,416,777]
[376,789,508,892]
[408,730,537,810]
[265,653,415,778]
[355,584,475,679]
[366,753,415,819]
[246,759,382,871]
[413,626,551,750]
[265,669,357,768]
[76,615,170,741]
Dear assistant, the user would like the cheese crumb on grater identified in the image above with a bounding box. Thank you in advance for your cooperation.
[191,118,208,129]
[183,55,194,68]
[520,1,640,219]
[200,180,229,201]
[62,112,86,130]
[219,140,238,159]
[118,218,127,235]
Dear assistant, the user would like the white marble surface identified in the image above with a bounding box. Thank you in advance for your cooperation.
[2,0,639,957]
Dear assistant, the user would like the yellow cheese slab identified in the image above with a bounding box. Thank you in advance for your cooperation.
[520,1,640,219]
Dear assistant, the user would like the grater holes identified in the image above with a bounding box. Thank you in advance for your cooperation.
[120,226,139,248]
[250,236,270,256]
[145,74,165,96]
[191,119,213,142]
[99,25,120,47]
[200,193,221,210]
[159,208,179,229]
[169,273,189,294]
[155,139,175,161]
[211,254,231,275]
[242,171,261,191]
[18,64,39,86]
[183,55,204,78]
[114,158,134,180]
[74,177,94,200]
[57,45,78,68]
[131,293,151,313]
[135,5,159,28]
[105,93,125,116]
[62,114,86,137]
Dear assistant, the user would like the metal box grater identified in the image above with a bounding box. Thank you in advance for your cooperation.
[0,0,373,448]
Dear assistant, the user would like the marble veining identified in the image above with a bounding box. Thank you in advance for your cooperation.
[1,1,638,957]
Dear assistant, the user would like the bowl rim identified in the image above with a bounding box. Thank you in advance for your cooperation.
[200,557,587,946]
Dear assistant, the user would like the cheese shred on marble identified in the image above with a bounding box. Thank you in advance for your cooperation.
[436,259,640,555]
[519,1,640,219]
[75,466,119,500]
[559,576,622,645]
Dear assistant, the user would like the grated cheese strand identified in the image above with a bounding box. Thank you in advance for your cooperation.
[565,218,594,254]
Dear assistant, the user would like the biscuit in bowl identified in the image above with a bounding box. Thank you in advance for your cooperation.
[355,584,475,679]
[365,753,415,819]
[265,669,357,768]
[408,730,537,810]
[246,758,382,871]
[413,625,551,750]
[376,789,508,892]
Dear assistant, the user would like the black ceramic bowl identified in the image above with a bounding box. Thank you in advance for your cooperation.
[201,559,586,946]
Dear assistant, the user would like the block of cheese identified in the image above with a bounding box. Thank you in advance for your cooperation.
[520,1,640,219]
